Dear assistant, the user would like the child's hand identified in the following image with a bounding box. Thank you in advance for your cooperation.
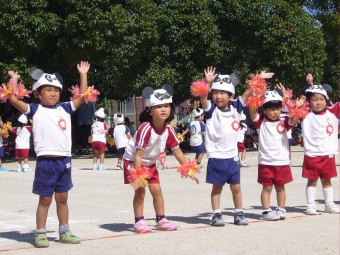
[8,70,21,82]
[204,66,217,84]
[275,82,286,95]
[77,61,90,74]
[295,95,306,108]
[259,71,274,79]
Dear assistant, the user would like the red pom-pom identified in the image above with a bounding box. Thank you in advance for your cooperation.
[190,78,209,97]
[177,159,200,183]
[128,166,150,188]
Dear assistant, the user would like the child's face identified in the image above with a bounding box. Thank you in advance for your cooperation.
[263,107,282,121]
[211,89,232,110]
[309,93,326,113]
[150,103,171,122]
[306,73,314,84]
[34,85,61,106]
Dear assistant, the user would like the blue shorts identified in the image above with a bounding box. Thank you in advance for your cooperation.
[117,147,126,156]
[191,144,205,159]
[0,147,3,157]
[33,156,73,196]
[206,157,240,185]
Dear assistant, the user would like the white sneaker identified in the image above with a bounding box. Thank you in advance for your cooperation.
[276,208,286,220]
[325,203,340,214]
[23,168,32,172]
[305,204,317,215]
[98,164,105,171]
[261,210,280,221]
[16,166,22,172]
[92,164,98,171]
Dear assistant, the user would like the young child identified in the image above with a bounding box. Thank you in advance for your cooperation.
[113,113,132,170]
[11,114,33,172]
[181,108,206,165]
[237,112,248,167]
[7,61,90,248]
[123,84,197,233]
[91,107,109,171]
[199,66,251,226]
[249,89,294,221]
[291,85,340,214]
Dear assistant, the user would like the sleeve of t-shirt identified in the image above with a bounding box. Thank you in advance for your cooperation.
[135,122,151,150]
[230,96,245,115]
[58,102,76,114]
[200,122,206,132]
[12,127,18,134]
[103,123,109,131]
[166,126,180,150]
[328,102,340,118]
[252,114,263,129]
[26,103,39,118]
[125,126,131,135]
[25,126,33,133]
[204,101,215,120]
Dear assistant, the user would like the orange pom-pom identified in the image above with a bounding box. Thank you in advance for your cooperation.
[177,159,200,183]
[190,78,209,97]
[246,96,265,111]
[69,85,100,103]
[128,166,150,188]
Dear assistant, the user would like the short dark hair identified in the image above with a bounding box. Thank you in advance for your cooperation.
[263,101,282,110]
[139,104,175,124]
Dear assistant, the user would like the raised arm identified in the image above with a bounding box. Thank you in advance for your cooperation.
[8,71,29,113]
[201,66,217,109]
[72,61,90,109]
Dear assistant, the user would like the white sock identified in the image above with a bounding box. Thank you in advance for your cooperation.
[306,186,316,204]
[322,187,333,205]
[23,164,29,169]
[17,164,21,168]
[213,209,221,215]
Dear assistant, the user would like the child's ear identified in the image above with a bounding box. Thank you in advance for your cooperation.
[33,90,40,99]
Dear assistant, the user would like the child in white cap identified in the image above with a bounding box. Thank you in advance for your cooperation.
[7,61,90,248]
[11,114,33,172]
[123,84,197,233]
[181,108,206,165]
[198,66,251,226]
[249,87,294,221]
[291,85,340,215]
[91,107,109,170]
[113,113,132,169]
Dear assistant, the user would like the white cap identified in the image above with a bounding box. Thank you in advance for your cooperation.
[239,111,246,121]
[31,69,63,91]
[113,113,124,124]
[18,114,28,124]
[142,84,173,107]
[95,108,106,118]
[211,75,235,95]
[264,90,282,104]
[305,85,329,99]
[192,108,204,118]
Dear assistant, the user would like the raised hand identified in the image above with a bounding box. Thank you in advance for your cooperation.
[77,61,90,74]
[204,66,217,85]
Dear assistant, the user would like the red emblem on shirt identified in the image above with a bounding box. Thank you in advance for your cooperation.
[58,118,66,131]
[231,120,240,131]
[326,124,333,135]
[276,122,285,134]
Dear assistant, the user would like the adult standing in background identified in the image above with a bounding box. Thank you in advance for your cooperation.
[76,101,95,154]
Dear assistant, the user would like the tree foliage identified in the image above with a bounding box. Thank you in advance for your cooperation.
[0,0,337,106]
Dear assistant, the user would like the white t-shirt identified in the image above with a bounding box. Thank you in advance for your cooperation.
[123,121,179,166]
[187,120,205,146]
[91,121,108,143]
[253,114,292,165]
[26,102,75,157]
[204,97,245,159]
[12,126,32,149]
[113,124,131,149]
[302,103,340,156]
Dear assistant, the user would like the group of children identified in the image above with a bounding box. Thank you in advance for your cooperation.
[0,63,339,248]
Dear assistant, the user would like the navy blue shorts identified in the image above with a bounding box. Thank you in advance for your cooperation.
[117,147,126,156]
[0,147,3,157]
[206,157,241,185]
[33,156,73,197]
[191,143,205,159]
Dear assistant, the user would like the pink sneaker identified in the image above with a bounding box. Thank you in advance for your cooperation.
[133,219,152,233]
[156,218,177,231]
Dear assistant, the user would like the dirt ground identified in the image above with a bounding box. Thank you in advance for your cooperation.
[0,145,339,255]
